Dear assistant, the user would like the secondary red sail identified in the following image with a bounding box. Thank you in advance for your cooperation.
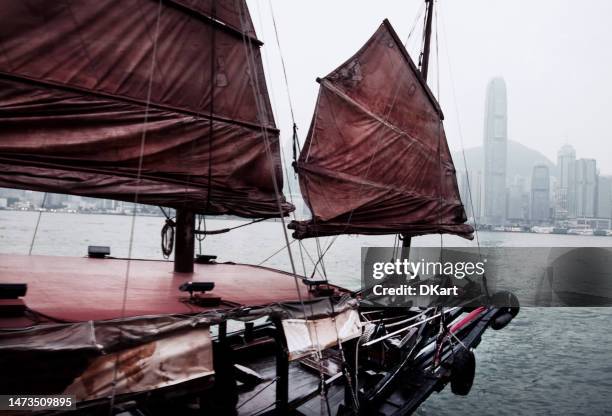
[290,20,473,239]
[0,0,292,218]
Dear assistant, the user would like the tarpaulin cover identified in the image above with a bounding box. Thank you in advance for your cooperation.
[64,326,214,402]
[231,295,359,321]
[282,307,362,360]
[0,314,213,395]
[290,20,473,238]
[276,296,358,320]
[0,0,292,217]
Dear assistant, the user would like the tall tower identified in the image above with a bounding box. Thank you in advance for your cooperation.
[483,78,508,226]
[575,158,597,218]
[596,175,612,220]
[531,165,551,223]
[507,176,528,222]
[556,144,576,217]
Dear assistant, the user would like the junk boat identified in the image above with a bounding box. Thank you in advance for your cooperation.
[0,1,518,415]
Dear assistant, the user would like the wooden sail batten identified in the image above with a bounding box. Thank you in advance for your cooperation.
[0,71,280,135]
[166,0,264,47]
[294,162,461,205]
[313,20,443,120]
[315,78,442,160]
[381,18,442,118]
[289,222,474,239]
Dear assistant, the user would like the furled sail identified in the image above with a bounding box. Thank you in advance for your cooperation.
[290,20,473,239]
[0,0,292,217]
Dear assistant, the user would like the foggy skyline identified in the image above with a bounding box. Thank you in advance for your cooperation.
[247,0,612,174]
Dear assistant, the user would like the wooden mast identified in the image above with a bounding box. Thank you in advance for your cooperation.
[401,0,435,253]
[175,0,216,274]
[174,209,195,273]
[420,0,434,83]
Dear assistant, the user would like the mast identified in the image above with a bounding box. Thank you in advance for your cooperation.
[402,0,435,251]
[175,0,216,274]
[420,0,435,83]
[174,209,195,273]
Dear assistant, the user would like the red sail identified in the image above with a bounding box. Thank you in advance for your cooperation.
[290,20,473,239]
[0,0,292,218]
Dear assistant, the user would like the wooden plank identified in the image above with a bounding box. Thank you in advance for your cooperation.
[0,254,312,325]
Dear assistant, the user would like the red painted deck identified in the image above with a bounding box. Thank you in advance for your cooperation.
[0,254,312,325]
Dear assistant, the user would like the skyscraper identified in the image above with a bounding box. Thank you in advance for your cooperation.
[483,78,508,225]
[45,193,68,208]
[531,165,551,223]
[596,175,612,220]
[575,158,597,218]
[507,176,528,222]
[556,144,576,217]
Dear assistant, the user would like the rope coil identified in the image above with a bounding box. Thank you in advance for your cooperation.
[161,218,175,258]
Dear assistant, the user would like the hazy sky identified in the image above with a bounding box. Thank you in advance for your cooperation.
[247,0,612,174]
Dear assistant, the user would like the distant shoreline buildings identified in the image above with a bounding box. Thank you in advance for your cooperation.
[0,189,161,216]
[457,77,612,232]
[556,144,576,218]
[530,165,550,224]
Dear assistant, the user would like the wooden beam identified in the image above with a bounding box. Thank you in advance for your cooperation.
[174,208,195,273]
[420,0,435,82]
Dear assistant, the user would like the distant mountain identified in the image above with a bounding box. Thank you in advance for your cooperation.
[451,140,556,182]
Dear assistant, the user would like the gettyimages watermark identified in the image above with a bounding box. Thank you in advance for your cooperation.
[360,247,612,307]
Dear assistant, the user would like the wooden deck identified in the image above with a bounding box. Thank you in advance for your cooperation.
[0,254,312,325]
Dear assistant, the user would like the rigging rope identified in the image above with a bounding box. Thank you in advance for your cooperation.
[28,192,47,256]
[158,206,268,257]
[435,1,445,258]
[278,144,310,275]
[161,219,175,259]
[258,0,325,279]
[257,238,298,266]
[109,1,163,413]
[257,4,346,409]
[236,376,279,410]
[195,214,206,255]
[432,0,450,363]
[418,1,430,71]
[236,0,304,310]
[438,5,483,257]
[236,10,341,409]
[257,238,327,281]
[203,0,216,218]
[267,1,333,279]
[158,207,175,258]
[268,0,297,129]
[292,123,299,166]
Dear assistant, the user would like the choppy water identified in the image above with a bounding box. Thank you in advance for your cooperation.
[1,211,611,415]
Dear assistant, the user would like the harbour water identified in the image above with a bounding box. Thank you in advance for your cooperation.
[1,211,611,415]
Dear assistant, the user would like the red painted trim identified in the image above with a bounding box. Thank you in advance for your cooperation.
[450,306,487,333]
